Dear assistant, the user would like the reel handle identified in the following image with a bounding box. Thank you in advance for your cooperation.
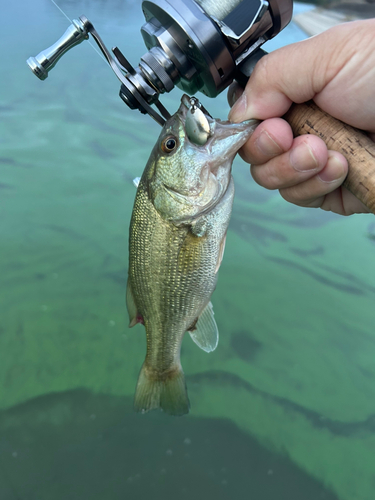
[27,17,89,81]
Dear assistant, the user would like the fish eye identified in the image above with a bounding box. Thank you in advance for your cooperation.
[161,136,178,153]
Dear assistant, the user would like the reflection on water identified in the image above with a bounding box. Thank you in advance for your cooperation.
[1,1,375,499]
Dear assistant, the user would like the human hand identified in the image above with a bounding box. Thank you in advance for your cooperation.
[228,19,375,215]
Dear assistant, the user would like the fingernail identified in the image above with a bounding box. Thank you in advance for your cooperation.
[318,153,346,183]
[228,93,247,122]
[256,130,283,156]
[290,143,318,172]
[228,83,242,107]
[228,86,237,108]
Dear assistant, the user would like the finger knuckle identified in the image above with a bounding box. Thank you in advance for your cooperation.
[279,185,306,204]
[251,166,279,190]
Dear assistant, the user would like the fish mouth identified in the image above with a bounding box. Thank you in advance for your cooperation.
[178,94,259,195]
[160,95,259,223]
[178,94,259,156]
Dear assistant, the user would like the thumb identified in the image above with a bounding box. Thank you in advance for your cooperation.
[228,22,356,123]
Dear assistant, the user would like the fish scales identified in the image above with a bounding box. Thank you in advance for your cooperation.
[127,95,258,415]
[129,178,229,366]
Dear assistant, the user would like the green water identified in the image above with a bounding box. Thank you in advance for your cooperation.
[1,1,375,498]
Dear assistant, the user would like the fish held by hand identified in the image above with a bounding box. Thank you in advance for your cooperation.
[127,95,258,416]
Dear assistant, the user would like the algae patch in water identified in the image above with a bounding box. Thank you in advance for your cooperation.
[0,390,339,500]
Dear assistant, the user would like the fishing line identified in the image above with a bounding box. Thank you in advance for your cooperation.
[49,0,107,64]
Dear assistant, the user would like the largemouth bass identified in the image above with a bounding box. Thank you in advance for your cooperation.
[127,95,258,416]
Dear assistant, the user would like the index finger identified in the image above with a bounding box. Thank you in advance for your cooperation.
[239,118,293,165]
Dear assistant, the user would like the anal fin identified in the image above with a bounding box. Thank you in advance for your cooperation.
[188,301,219,353]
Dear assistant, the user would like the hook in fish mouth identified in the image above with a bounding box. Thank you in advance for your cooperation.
[187,96,213,119]
[180,94,259,147]
[181,95,214,146]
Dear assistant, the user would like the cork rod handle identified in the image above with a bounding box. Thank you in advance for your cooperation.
[283,101,375,214]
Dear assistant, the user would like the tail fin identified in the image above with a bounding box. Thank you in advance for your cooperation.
[134,364,190,416]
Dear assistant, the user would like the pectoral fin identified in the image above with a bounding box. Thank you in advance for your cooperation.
[215,233,227,274]
[188,302,219,353]
[191,219,207,237]
[178,230,205,275]
[126,279,143,328]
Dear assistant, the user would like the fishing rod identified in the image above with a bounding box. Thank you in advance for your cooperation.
[27,0,375,213]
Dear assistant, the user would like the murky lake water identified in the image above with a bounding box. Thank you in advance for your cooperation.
[1,1,375,499]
